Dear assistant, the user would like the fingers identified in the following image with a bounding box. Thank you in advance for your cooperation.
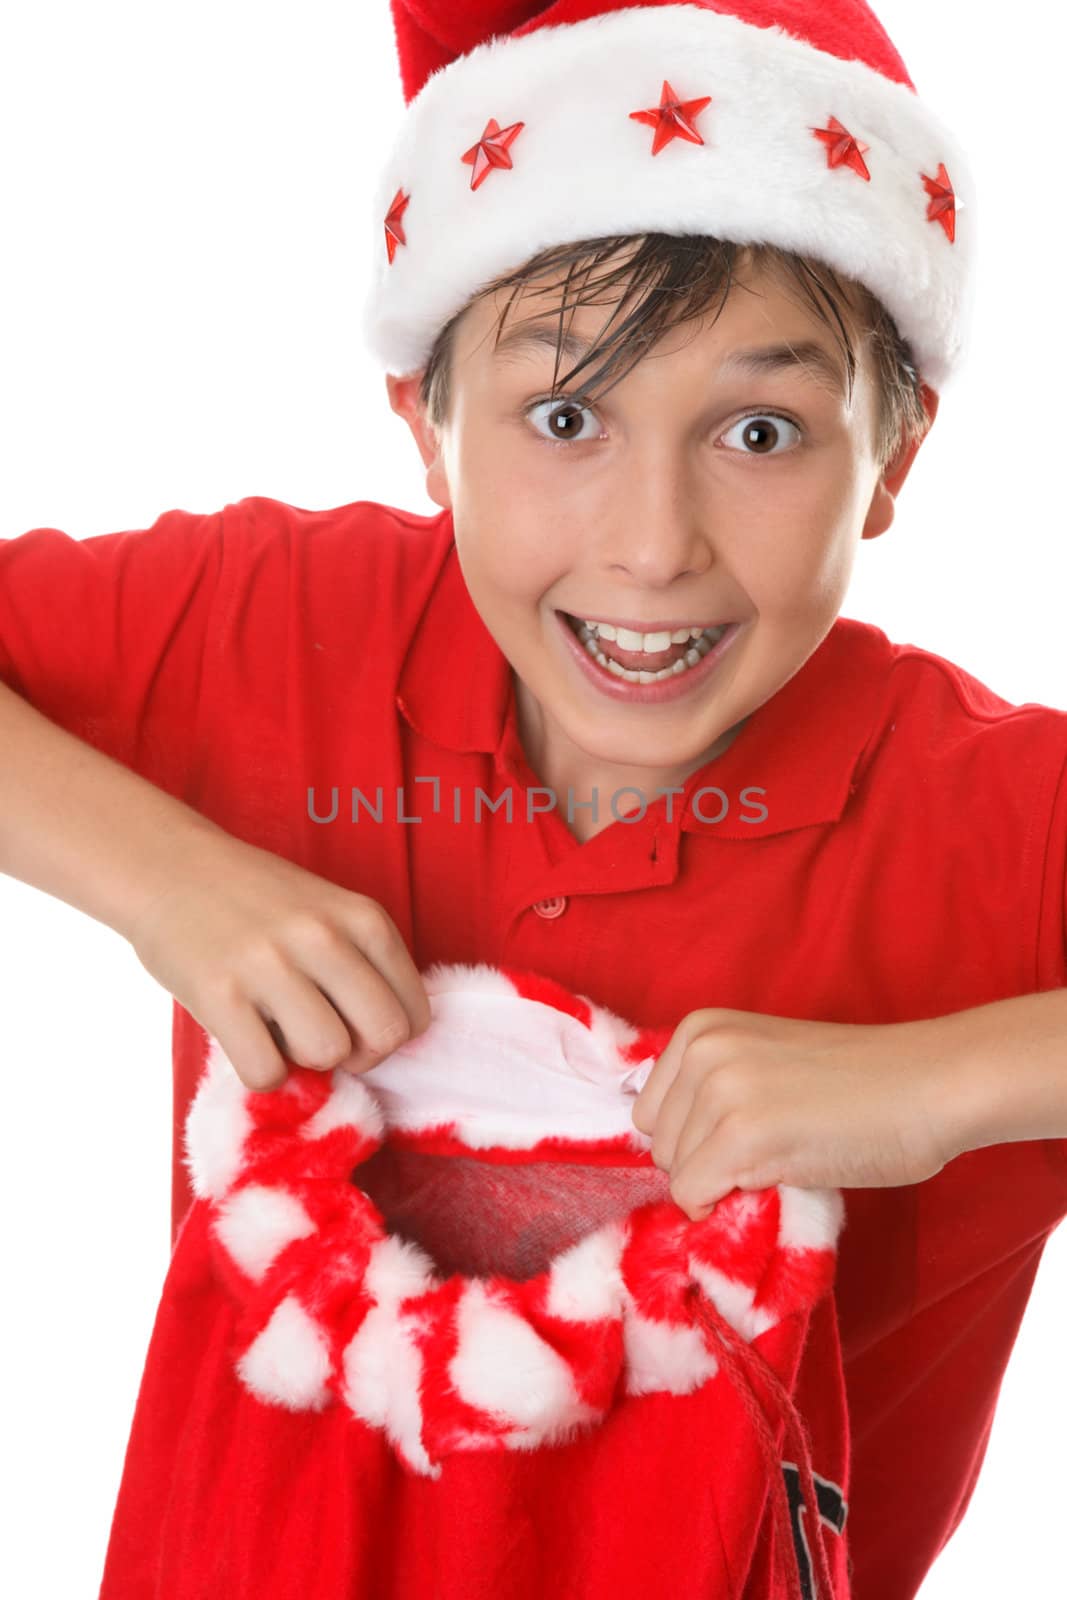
[250,961,359,1073]
[129,830,436,1096]
[232,899,432,1088]
[669,1130,736,1221]
[331,896,434,1067]
[265,935,421,1077]
[632,1011,745,1180]
[649,1054,710,1173]
[205,989,294,1093]
[632,1008,714,1142]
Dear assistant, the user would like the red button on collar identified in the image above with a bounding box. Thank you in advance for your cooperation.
[532,896,568,920]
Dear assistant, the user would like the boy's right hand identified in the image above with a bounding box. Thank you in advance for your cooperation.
[126,831,433,1092]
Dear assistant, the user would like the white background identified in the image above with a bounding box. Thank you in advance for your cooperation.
[0,2,1064,1594]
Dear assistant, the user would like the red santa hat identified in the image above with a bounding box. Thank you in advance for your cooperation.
[361,0,975,394]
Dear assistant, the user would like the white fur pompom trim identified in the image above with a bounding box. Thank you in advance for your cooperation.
[186,962,845,1475]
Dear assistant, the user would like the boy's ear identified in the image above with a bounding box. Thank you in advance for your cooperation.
[860,381,940,542]
[385,373,452,511]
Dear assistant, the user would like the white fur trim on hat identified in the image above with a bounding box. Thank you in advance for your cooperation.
[362,4,975,391]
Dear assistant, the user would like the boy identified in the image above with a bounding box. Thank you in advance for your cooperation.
[2,1,1066,1596]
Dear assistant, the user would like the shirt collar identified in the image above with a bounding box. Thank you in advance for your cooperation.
[395,514,893,840]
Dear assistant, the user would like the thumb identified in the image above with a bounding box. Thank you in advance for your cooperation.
[631,1009,710,1134]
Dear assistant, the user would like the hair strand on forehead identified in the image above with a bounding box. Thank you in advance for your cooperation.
[418,234,931,474]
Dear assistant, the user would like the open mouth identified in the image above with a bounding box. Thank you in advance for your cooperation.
[557,610,731,684]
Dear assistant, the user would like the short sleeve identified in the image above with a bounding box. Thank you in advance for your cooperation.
[0,505,227,798]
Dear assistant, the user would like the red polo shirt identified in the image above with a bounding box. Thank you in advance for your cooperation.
[3,492,1067,1600]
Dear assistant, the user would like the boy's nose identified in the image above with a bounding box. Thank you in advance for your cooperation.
[600,453,714,585]
[604,507,713,587]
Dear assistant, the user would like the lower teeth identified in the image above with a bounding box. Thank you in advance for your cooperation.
[570,619,725,684]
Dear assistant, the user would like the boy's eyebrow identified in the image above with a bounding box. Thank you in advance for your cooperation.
[491,322,846,396]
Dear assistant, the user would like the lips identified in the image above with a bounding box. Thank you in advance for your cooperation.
[554,607,744,707]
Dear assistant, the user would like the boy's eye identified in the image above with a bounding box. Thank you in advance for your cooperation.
[524,398,803,454]
[525,396,601,444]
[721,413,802,456]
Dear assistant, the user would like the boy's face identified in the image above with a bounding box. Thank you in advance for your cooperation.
[388,249,932,813]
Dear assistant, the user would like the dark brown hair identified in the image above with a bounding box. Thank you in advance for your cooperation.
[418,233,931,473]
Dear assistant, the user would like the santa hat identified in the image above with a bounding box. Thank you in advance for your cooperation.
[361,0,975,394]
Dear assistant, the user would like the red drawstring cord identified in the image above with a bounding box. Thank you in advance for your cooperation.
[687,1284,839,1600]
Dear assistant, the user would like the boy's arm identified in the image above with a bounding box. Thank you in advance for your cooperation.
[636,738,1067,1211]
[948,734,1067,1152]
[0,675,230,942]
[632,993,1067,1220]
[932,987,1067,1154]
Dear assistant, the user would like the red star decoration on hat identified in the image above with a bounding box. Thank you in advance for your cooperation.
[630,80,712,156]
[461,117,526,191]
[921,162,959,243]
[811,115,871,180]
[384,188,410,264]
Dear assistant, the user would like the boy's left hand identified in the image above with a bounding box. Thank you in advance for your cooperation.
[631,1007,966,1220]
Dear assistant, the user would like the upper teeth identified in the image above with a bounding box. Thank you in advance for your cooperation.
[577,619,727,652]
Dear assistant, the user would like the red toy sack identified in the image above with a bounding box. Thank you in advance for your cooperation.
[99,962,852,1598]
